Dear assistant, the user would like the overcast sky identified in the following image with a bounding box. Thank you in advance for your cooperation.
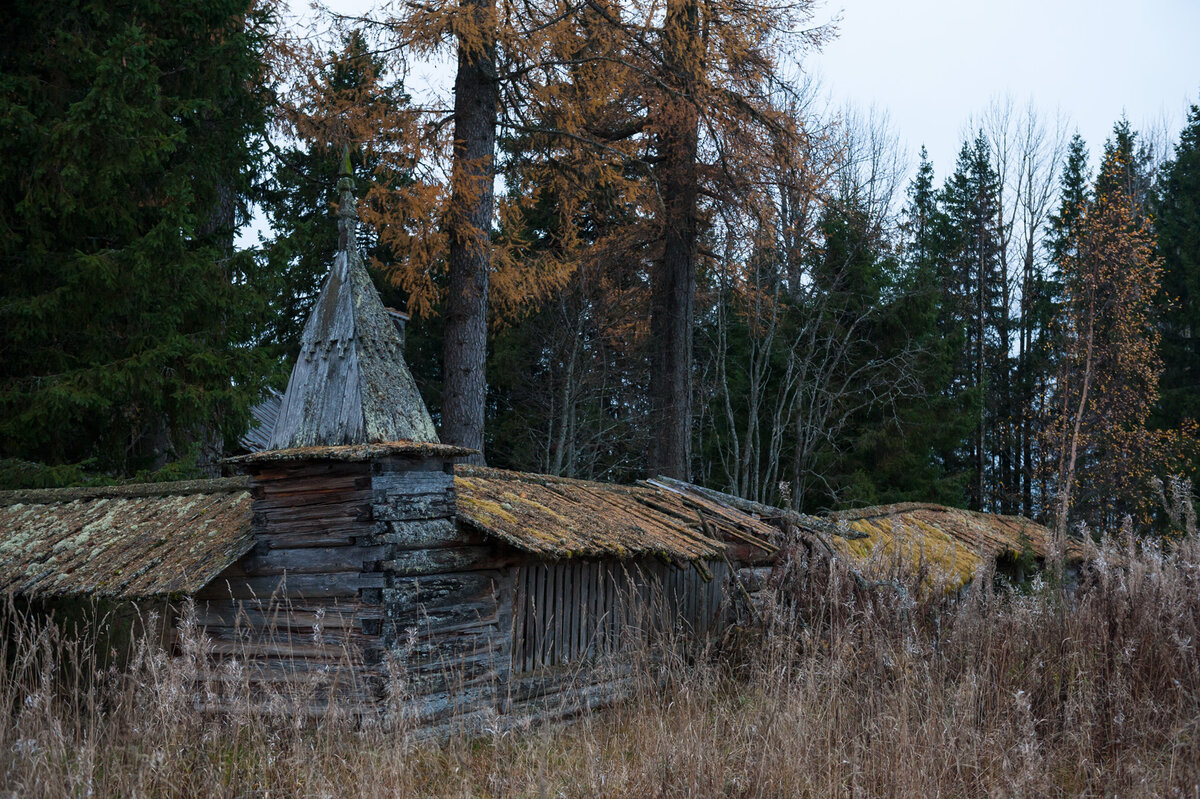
[243,0,1200,245]
[807,0,1200,180]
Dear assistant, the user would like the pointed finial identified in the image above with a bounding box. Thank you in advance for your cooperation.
[337,144,357,251]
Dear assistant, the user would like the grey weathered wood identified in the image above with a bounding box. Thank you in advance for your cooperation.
[251,462,369,484]
[267,244,438,449]
[372,492,455,521]
[373,518,479,549]
[196,572,385,600]
[194,604,366,632]
[253,484,372,507]
[496,568,514,678]
[387,597,499,631]
[372,469,454,499]
[384,570,501,610]
[380,546,520,576]
[243,546,387,575]
[256,525,366,549]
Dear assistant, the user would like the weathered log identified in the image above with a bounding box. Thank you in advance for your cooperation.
[371,518,483,549]
[380,547,521,576]
[196,572,386,600]
[242,545,388,575]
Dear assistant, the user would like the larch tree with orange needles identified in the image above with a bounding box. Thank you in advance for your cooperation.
[593,0,834,480]
[1048,148,1195,541]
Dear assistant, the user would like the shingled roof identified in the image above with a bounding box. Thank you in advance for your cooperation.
[0,479,253,599]
[267,175,437,450]
[454,466,776,561]
[0,468,773,600]
[830,502,1076,588]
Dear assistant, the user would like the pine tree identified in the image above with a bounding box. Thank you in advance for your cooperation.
[1153,102,1200,474]
[0,0,275,484]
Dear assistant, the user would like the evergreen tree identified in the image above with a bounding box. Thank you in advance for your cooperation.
[812,193,968,508]
[262,31,413,364]
[1049,135,1091,272]
[939,135,1008,510]
[1096,117,1155,221]
[1049,146,1182,533]
[901,147,938,269]
[0,0,275,484]
[1153,102,1200,475]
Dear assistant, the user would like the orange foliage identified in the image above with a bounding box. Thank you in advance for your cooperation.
[1047,150,1199,530]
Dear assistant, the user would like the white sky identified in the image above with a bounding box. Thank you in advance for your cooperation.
[807,0,1200,181]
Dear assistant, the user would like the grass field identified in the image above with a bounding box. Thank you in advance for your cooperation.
[4,528,1200,798]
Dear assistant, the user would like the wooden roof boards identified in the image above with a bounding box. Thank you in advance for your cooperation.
[267,178,438,450]
[0,467,775,601]
[453,466,776,561]
[0,479,253,599]
[829,502,1076,588]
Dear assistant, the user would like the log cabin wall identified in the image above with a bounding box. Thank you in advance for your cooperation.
[194,453,737,726]
[197,452,524,726]
[367,454,516,727]
[194,458,383,713]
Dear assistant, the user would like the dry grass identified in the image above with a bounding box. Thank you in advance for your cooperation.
[4,527,1200,798]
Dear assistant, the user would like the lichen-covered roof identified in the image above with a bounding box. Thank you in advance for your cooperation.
[454,466,776,561]
[829,502,1075,588]
[0,466,777,600]
[0,479,253,599]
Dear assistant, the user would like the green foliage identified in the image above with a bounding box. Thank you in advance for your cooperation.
[0,0,276,482]
[823,179,973,509]
[260,31,414,366]
[1153,102,1200,476]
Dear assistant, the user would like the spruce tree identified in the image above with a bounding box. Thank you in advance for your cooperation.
[1049,134,1092,268]
[0,0,275,484]
[814,191,968,508]
[1096,118,1155,221]
[939,135,1008,510]
[262,31,413,364]
[1154,102,1200,471]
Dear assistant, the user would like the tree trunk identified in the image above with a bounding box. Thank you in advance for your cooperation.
[1056,295,1096,551]
[442,0,498,464]
[648,0,700,480]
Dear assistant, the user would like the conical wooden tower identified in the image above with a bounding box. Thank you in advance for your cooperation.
[267,170,437,449]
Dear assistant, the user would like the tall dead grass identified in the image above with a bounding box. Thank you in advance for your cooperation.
[4,526,1200,798]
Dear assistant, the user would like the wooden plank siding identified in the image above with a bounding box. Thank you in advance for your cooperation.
[510,558,728,673]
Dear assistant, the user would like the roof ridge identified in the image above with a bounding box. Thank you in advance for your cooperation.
[0,476,250,507]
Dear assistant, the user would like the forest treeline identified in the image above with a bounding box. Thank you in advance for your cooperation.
[1,0,1197,533]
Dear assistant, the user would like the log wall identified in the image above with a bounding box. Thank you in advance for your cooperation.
[197,455,734,728]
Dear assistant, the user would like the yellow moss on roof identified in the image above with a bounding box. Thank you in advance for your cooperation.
[829,502,1064,590]
[453,466,776,561]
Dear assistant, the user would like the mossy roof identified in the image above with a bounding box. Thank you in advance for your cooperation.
[0,467,776,599]
[0,479,254,599]
[829,502,1076,589]
[453,466,776,561]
